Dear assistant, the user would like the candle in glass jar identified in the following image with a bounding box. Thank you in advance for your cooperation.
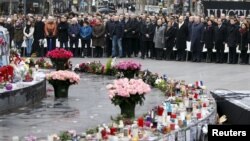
[157,106,164,116]
[137,117,144,128]
[197,113,202,119]
[171,113,176,119]
[170,123,175,130]
[110,127,117,135]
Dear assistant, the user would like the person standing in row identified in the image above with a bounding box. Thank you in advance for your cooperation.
[23,20,34,57]
[214,18,227,63]
[111,16,123,58]
[68,17,81,57]
[33,16,45,57]
[239,23,249,64]
[191,16,204,62]
[92,19,105,58]
[176,16,188,61]
[80,20,92,57]
[140,17,154,59]
[44,16,57,51]
[13,20,23,52]
[203,19,215,63]
[227,18,239,64]
[164,20,176,60]
[57,16,69,49]
[153,19,165,60]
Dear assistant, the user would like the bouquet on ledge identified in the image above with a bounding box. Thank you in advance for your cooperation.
[46,48,73,59]
[75,61,105,74]
[25,58,35,67]
[0,65,14,83]
[115,60,141,79]
[35,58,53,69]
[106,78,151,118]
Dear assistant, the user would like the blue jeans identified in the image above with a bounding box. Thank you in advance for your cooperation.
[25,38,34,56]
[112,35,123,57]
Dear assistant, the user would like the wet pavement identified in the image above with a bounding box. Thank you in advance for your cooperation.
[0,73,163,140]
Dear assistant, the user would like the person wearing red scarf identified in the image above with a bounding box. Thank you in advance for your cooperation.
[239,23,249,64]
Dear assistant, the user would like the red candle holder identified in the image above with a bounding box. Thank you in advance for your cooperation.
[157,106,164,116]
[110,127,117,135]
[171,113,176,119]
[170,123,175,130]
[138,117,144,127]
[194,93,198,99]
[101,129,107,139]
[203,103,207,107]
[197,113,202,119]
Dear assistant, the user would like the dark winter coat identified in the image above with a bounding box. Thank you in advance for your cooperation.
[34,21,45,40]
[68,23,81,38]
[13,25,23,42]
[123,19,138,38]
[110,21,123,39]
[92,24,105,47]
[176,23,188,49]
[214,25,227,45]
[191,23,204,52]
[202,25,215,49]
[4,23,14,41]
[164,26,176,49]
[227,24,240,47]
[141,22,155,42]
[57,22,69,42]
[239,29,248,51]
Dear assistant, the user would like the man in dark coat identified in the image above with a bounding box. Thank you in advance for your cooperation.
[226,18,240,64]
[191,16,204,62]
[130,14,139,57]
[105,16,114,57]
[214,18,227,63]
[33,16,45,57]
[111,16,124,58]
[176,16,188,61]
[57,16,69,49]
[141,17,154,59]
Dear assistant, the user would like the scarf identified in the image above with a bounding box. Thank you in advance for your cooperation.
[25,24,31,34]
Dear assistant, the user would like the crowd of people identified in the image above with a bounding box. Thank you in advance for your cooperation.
[0,12,250,64]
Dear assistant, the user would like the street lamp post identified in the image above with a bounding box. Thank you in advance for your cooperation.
[24,0,26,15]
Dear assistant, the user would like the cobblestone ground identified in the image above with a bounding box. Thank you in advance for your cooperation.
[0,58,250,140]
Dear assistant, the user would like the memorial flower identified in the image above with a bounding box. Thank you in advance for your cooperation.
[115,60,141,79]
[46,48,73,59]
[106,78,151,118]
[46,70,80,84]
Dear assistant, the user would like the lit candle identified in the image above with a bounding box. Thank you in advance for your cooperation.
[170,123,175,130]
[197,113,202,119]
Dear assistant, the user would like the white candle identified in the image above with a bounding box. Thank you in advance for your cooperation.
[12,136,19,141]
[47,135,53,141]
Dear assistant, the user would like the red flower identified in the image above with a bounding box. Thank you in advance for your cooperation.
[46,48,73,59]
[0,65,14,82]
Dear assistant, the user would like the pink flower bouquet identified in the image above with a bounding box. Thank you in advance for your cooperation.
[46,70,80,98]
[115,60,141,79]
[106,78,151,118]
[46,70,80,84]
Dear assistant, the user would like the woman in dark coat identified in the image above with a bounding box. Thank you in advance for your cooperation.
[239,23,249,64]
[202,20,215,63]
[92,19,105,57]
[164,21,176,60]
[57,16,69,49]
[13,21,23,51]
[33,16,45,57]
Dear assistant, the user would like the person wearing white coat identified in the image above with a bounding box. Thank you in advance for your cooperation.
[23,20,34,57]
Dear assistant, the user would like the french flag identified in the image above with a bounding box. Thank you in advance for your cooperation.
[196,81,203,88]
